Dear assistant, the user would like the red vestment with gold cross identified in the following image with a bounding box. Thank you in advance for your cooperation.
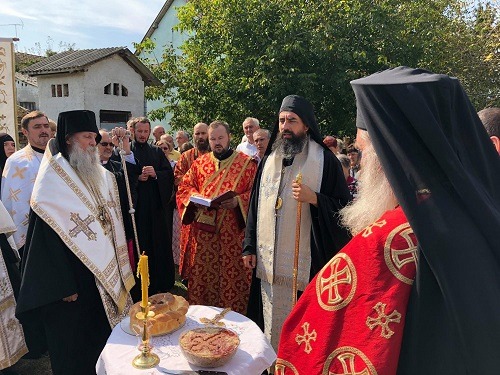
[276,207,417,375]
[177,151,257,313]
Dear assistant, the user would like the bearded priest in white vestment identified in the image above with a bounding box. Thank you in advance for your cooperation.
[0,201,28,370]
[16,110,135,375]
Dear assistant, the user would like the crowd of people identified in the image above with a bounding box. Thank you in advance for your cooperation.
[0,66,499,375]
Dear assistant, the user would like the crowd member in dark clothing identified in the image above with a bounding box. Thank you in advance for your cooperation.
[0,132,16,191]
[129,117,175,293]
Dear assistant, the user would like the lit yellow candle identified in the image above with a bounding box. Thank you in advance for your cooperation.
[137,252,149,308]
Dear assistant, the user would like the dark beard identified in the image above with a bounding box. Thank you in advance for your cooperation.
[196,139,210,152]
[272,132,308,159]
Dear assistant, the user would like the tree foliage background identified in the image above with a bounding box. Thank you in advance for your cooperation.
[136,0,499,139]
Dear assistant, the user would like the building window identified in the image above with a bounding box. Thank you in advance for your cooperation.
[104,83,129,97]
[19,102,36,111]
[51,84,69,97]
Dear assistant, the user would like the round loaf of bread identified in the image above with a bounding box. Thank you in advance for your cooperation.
[129,293,189,336]
[179,327,240,368]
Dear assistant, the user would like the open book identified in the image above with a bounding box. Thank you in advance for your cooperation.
[189,190,237,208]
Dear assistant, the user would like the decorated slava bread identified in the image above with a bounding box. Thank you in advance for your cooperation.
[129,293,189,336]
[179,327,240,368]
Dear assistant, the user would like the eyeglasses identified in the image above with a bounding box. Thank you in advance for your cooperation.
[99,142,113,147]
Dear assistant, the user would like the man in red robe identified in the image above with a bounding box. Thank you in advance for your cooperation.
[177,121,257,313]
[174,122,210,280]
[276,130,416,374]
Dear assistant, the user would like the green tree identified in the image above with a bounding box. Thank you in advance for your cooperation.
[136,0,499,139]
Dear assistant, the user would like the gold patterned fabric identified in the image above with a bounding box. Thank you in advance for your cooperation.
[177,151,257,313]
[276,207,417,375]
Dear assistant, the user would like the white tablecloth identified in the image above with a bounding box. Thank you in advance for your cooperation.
[96,305,276,375]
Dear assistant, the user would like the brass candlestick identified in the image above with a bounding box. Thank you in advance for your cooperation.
[132,303,160,369]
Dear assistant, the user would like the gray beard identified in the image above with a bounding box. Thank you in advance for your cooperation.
[69,143,104,191]
[272,133,308,159]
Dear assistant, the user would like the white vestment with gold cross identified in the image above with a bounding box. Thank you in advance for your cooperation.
[1,145,44,250]
[30,142,135,327]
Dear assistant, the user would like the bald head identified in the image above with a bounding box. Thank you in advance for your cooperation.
[193,122,209,151]
[152,125,166,142]
[478,107,500,154]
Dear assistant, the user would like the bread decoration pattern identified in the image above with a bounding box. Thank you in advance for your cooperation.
[129,293,189,336]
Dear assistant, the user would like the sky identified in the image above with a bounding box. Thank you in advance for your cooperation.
[0,0,167,54]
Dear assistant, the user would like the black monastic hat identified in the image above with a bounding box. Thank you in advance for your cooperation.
[265,95,328,156]
[55,110,101,159]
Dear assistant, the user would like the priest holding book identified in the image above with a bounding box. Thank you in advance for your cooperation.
[177,121,257,313]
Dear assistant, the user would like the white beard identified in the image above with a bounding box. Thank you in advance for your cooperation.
[340,143,398,235]
[68,142,104,191]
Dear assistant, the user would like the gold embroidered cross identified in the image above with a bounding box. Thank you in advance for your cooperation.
[391,228,418,270]
[320,257,352,305]
[366,302,401,339]
[21,213,29,226]
[8,188,21,202]
[12,166,27,179]
[334,353,370,375]
[69,212,97,241]
[295,322,317,354]
[361,220,387,238]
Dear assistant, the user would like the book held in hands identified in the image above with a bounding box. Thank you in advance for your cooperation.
[189,191,237,208]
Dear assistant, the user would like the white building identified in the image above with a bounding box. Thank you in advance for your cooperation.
[137,0,189,127]
[22,47,160,130]
[15,73,39,111]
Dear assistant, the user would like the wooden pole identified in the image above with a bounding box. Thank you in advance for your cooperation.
[292,173,302,307]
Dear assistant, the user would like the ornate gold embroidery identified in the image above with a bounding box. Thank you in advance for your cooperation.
[296,321,317,354]
[366,302,401,339]
[275,358,300,375]
[316,253,357,311]
[384,223,418,285]
[323,346,378,375]
[69,212,97,241]
[361,220,387,238]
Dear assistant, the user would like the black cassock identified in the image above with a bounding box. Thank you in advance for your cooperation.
[242,147,352,328]
[131,141,175,293]
[16,213,111,375]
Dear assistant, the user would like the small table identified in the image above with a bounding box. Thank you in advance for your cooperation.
[96,305,276,375]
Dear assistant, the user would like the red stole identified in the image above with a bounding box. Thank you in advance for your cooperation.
[276,207,417,375]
